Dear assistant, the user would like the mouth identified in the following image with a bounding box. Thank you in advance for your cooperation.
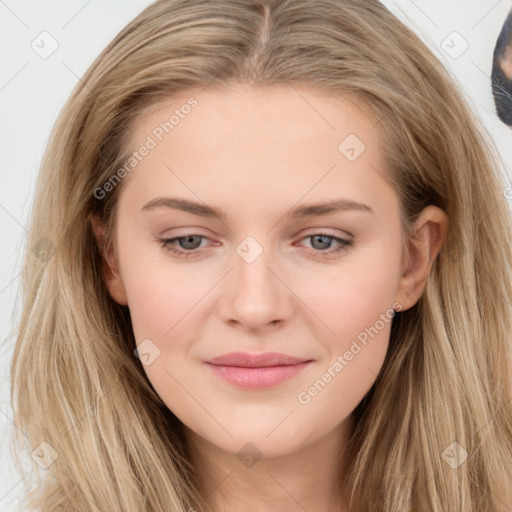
[204,352,313,389]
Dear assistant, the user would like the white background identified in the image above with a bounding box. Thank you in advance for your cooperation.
[1,1,511,510]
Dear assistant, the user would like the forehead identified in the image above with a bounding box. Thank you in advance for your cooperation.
[130,83,378,151]
[119,84,395,220]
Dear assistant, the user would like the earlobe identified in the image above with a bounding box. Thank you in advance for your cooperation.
[90,213,128,306]
[395,206,448,311]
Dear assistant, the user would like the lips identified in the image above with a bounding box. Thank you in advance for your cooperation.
[206,351,311,368]
[204,352,313,389]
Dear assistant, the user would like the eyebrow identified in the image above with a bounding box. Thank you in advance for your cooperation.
[141,196,374,219]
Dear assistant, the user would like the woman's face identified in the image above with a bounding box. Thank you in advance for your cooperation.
[100,84,423,459]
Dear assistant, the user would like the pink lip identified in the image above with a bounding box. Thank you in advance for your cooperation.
[205,352,312,389]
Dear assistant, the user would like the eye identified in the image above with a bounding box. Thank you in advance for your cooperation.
[159,231,353,259]
[297,231,353,257]
[159,234,210,258]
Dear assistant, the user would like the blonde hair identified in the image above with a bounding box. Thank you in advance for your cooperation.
[11,0,512,510]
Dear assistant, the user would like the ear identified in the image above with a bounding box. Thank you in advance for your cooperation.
[394,205,448,311]
[90,213,128,306]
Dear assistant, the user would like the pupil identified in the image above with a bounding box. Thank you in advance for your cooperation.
[312,235,331,250]
[180,235,201,250]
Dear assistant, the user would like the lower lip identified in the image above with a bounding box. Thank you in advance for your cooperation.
[205,362,311,389]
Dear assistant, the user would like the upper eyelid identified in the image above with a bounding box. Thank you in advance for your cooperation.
[160,225,353,238]
[161,230,352,241]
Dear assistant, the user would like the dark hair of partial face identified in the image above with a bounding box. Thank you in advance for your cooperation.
[491,9,512,126]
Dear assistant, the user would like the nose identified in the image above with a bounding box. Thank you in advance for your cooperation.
[218,242,295,333]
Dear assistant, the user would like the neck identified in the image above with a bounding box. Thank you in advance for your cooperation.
[184,416,354,512]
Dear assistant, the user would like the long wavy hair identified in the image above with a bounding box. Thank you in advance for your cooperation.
[11,0,512,510]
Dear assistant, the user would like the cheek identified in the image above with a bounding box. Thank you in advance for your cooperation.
[299,274,394,401]
[298,247,402,346]
[293,240,402,406]
[337,276,395,340]
[294,262,399,422]
[122,261,209,405]
[119,243,213,342]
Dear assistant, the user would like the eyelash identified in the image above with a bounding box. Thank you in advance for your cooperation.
[158,231,353,259]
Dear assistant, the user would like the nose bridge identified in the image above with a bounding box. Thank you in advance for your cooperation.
[220,235,294,330]
[235,239,274,296]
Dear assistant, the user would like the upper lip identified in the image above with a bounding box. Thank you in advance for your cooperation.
[205,352,312,368]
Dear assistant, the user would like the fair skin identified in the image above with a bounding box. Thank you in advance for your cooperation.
[92,84,447,512]
[500,43,512,80]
